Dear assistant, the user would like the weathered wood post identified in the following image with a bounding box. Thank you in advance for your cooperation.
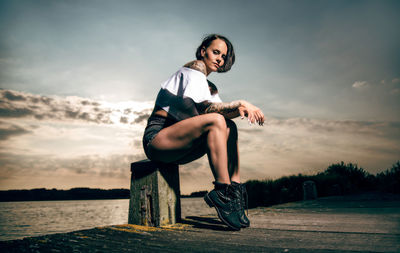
[128,159,181,227]
[303,180,317,200]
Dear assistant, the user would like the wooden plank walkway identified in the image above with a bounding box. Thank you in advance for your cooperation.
[1,193,399,252]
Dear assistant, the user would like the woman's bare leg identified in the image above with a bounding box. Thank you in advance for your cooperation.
[148,113,230,184]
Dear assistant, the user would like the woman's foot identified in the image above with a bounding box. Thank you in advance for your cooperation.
[231,181,250,228]
[204,182,241,230]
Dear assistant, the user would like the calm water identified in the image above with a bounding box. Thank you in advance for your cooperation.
[0,198,211,241]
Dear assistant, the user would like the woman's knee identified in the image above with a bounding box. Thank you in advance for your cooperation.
[207,113,227,130]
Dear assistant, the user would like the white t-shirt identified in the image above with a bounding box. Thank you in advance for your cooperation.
[155,67,222,121]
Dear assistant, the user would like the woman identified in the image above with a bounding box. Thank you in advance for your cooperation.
[142,34,264,231]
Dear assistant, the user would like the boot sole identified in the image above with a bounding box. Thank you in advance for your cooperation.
[204,194,241,231]
[241,222,250,228]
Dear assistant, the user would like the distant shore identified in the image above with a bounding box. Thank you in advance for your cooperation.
[0,188,130,202]
[2,161,398,205]
[0,188,208,202]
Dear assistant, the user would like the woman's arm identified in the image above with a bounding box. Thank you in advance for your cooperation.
[205,100,265,125]
[183,60,264,125]
[204,101,241,118]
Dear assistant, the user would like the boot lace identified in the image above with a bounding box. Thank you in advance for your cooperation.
[227,185,241,211]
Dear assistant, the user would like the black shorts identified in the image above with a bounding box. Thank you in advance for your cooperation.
[142,114,177,158]
[142,114,208,164]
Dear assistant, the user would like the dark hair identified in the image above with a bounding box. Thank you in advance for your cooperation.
[195,34,235,73]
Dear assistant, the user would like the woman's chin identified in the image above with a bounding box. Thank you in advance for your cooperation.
[210,67,218,73]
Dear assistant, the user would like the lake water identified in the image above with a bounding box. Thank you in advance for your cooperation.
[0,197,213,241]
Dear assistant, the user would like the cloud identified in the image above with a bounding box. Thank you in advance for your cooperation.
[1,114,399,194]
[2,90,26,101]
[132,111,151,124]
[0,152,146,178]
[390,89,400,95]
[0,152,147,190]
[0,89,153,125]
[234,117,400,177]
[378,78,400,96]
[0,121,32,140]
[1,89,399,194]
[352,81,368,88]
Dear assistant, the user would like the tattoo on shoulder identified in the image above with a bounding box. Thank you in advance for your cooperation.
[184,60,207,75]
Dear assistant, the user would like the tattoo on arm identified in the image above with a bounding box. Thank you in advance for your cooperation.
[184,60,207,76]
[205,101,242,116]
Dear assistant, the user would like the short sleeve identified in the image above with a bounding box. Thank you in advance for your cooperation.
[160,67,212,103]
[210,93,222,103]
[156,67,216,121]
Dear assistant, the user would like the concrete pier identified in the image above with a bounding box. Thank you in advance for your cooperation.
[1,192,399,252]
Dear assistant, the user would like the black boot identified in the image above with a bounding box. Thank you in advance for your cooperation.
[204,182,241,231]
[231,181,250,228]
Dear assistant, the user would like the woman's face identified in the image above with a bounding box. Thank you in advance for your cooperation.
[201,38,228,75]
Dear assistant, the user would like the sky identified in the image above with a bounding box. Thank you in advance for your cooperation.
[0,0,399,194]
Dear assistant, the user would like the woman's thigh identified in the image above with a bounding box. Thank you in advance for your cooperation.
[147,113,225,163]
[154,133,208,164]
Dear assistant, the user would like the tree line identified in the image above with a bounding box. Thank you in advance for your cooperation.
[1,161,398,204]
[245,161,400,208]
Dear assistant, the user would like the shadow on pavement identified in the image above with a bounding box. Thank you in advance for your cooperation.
[181,216,233,231]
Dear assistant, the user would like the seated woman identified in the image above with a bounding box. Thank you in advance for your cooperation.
[142,34,264,231]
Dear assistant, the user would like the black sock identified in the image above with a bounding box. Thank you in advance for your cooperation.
[213,181,230,190]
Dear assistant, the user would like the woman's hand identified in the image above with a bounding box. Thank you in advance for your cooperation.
[238,100,265,126]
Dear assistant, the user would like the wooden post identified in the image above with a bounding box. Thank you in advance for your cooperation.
[128,159,181,226]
